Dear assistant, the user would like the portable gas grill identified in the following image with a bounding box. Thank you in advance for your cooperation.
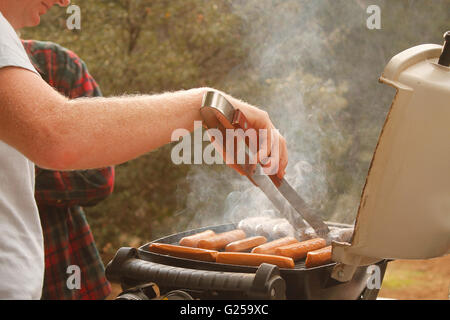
[106,223,388,300]
[106,33,450,300]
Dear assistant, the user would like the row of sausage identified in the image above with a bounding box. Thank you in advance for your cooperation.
[148,229,334,269]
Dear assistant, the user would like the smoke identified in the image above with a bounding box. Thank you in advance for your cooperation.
[176,1,337,229]
[177,0,445,230]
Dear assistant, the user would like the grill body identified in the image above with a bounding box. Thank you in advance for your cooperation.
[106,223,388,300]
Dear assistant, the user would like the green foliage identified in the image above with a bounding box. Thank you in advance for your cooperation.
[24,0,246,94]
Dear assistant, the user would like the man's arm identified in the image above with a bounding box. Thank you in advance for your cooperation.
[0,67,287,177]
[23,40,115,208]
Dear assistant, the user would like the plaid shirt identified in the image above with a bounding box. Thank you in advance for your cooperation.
[22,40,114,300]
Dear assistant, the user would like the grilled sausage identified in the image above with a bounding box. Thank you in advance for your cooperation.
[216,252,295,269]
[326,227,354,244]
[305,245,332,268]
[272,220,295,238]
[225,236,267,252]
[148,243,218,262]
[255,218,286,238]
[275,238,326,261]
[302,227,318,240]
[251,236,298,255]
[197,229,247,250]
[179,230,216,247]
[238,216,271,235]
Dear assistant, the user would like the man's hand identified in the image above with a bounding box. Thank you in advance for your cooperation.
[218,93,288,180]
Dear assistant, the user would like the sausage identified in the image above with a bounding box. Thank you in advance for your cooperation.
[305,245,332,268]
[272,220,295,238]
[225,236,267,252]
[216,252,295,269]
[251,236,298,255]
[237,217,271,235]
[326,227,354,244]
[302,227,318,240]
[197,229,247,250]
[275,238,326,261]
[255,218,286,238]
[148,243,218,262]
[337,228,354,242]
[179,230,216,247]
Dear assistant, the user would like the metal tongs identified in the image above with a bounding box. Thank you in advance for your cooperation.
[200,91,329,236]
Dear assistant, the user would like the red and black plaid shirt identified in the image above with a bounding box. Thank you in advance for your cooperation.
[22,40,114,300]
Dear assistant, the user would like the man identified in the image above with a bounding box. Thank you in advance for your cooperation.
[0,0,288,299]
[23,39,114,300]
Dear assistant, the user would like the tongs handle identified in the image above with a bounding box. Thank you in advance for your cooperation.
[232,109,282,188]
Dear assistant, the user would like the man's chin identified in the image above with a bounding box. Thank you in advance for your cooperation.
[26,15,41,28]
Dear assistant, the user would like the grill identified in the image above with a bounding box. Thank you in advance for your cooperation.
[105,222,389,300]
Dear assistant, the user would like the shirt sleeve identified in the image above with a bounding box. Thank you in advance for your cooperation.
[0,13,38,75]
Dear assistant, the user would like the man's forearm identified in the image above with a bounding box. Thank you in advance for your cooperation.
[0,67,208,170]
[57,88,207,169]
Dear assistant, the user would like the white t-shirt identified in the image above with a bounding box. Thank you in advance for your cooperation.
[0,12,44,299]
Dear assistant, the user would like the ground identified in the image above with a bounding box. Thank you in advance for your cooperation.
[378,255,449,300]
[106,254,449,300]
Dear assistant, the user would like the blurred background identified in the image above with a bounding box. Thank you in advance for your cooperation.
[22,0,449,299]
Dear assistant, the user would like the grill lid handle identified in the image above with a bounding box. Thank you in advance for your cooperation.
[438,31,450,67]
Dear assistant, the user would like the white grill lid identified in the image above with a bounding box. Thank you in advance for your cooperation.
[331,43,450,280]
